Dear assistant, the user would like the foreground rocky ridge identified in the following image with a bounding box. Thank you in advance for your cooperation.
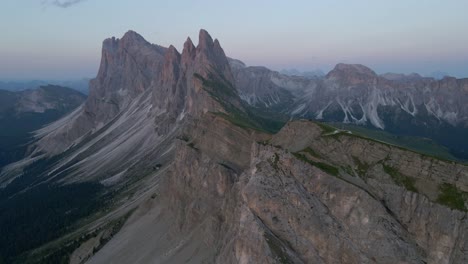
[87,118,468,264]
[1,30,467,264]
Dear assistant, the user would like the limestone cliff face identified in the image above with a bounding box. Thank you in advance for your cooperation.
[151,30,238,131]
[28,29,237,156]
[271,120,468,263]
[159,119,468,263]
[87,30,166,122]
[27,31,166,155]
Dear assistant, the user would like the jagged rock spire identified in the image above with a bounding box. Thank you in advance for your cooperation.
[197,29,214,51]
[182,37,196,67]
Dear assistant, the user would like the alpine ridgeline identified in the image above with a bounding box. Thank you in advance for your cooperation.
[1,30,467,264]
[230,61,468,159]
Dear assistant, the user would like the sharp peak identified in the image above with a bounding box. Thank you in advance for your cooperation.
[167,44,178,52]
[197,29,214,48]
[100,30,150,50]
[121,30,146,41]
[185,36,194,45]
[166,45,181,58]
[199,29,212,39]
[183,37,195,50]
[101,30,150,46]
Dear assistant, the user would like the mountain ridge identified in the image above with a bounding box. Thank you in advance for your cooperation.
[1,30,468,264]
[229,58,468,159]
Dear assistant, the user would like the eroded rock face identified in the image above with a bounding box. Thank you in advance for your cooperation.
[87,30,166,123]
[271,121,468,264]
[243,146,425,263]
[28,29,238,157]
[229,63,306,109]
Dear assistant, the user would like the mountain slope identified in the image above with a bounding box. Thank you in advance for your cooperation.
[1,30,467,264]
[0,29,252,263]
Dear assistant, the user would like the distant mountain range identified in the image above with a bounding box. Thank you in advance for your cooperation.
[0,79,90,94]
[231,60,468,159]
[280,68,325,78]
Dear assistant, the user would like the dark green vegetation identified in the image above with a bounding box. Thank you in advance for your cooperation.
[0,90,87,261]
[0,86,86,169]
[19,210,134,264]
[332,123,460,162]
[316,121,468,210]
[0,109,63,168]
[0,157,107,263]
[382,164,418,193]
[352,156,370,176]
[374,105,468,160]
[305,105,468,160]
[302,147,322,159]
[269,153,280,171]
[436,183,467,211]
[315,122,337,135]
[187,142,198,150]
[0,90,17,112]
[293,151,339,176]
[195,73,287,134]
[264,232,293,264]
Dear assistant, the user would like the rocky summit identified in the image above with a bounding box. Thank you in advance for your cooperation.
[1,30,468,264]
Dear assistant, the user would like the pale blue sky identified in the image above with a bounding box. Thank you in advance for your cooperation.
[1,0,468,80]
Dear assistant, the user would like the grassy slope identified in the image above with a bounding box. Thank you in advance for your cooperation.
[328,122,461,162]
[315,121,468,211]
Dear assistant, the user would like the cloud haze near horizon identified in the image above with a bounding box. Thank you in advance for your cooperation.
[42,0,87,8]
[1,0,467,80]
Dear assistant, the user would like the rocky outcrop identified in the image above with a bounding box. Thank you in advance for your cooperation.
[326,63,378,85]
[271,120,468,263]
